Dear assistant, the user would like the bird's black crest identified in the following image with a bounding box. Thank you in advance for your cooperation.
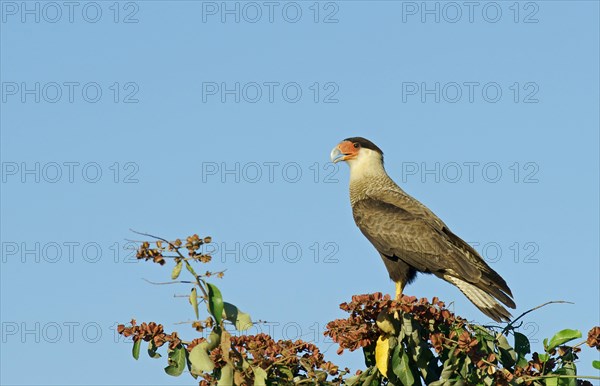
[343,137,384,156]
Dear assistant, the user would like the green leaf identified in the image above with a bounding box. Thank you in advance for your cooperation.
[361,366,380,386]
[363,342,376,368]
[553,361,577,386]
[390,343,401,381]
[538,353,550,363]
[171,260,183,279]
[206,327,222,350]
[344,374,361,386]
[473,325,495,354]
[147,340,161,358]
[496,333,517,368]
[207,283,224,325]
[132,339,141,360]
[223,302,253,331]
[514,332,531,357]
[517,356,529,368]
[189,288,199,319]
[275,365,294,381]
[253,366,268,386]
[439,354,460,381]
[217,363,234,386]
[164,345,187,377]
[376,310,397,335]
[423,357,442,385]
[400,312,435,380]
[392,346,415,385]
[429,378,454,386]
[459,355,471,379]
[483,375,494,386]
[546,329,582,352]
[545,378,558,386]
[185,260,197,276]
[593,360,600,370]
[189,342,215,375]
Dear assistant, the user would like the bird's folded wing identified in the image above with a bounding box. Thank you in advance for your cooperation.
[365,188,448,230]
[353,198,482,281]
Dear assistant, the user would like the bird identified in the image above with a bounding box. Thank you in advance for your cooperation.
[331,137,515,322]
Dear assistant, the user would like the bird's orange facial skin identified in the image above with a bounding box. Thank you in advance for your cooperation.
[338,141,359,161]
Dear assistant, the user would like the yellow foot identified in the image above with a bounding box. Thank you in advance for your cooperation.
[375,335,390,378]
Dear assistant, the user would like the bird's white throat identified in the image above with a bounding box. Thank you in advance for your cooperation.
[347,148,388,182]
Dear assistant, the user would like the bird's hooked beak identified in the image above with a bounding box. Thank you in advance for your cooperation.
[330,141,358,163]
[330,147,345,163]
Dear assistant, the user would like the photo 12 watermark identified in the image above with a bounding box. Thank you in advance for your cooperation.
[401,81,539,104]
[2,321,106,344]
[400,1,539,24]
[1,241,140,264]
[186,319,336,347]
[201,82,339,104]
[399,161,540,184]
[1,240,341,265]
[200,1,340,24]
[469,241,540,264]
[1,162,140,184]
[204,241,340,264]
[1,1,140,24]
[200,161,340,184]
[1,82,140,104]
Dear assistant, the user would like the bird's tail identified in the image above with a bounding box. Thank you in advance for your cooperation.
[444,276,514,322]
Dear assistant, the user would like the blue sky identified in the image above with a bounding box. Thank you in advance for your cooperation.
[1,1,599,385]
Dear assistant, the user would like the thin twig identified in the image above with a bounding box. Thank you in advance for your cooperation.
[501,300,574,336]
[130,229,211,299]
[519,374,600,381]
[142,278,197,285]
[129,229,188,259]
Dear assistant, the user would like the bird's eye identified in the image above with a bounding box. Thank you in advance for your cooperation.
[353,143,360,149]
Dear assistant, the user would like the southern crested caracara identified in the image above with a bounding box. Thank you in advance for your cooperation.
[331,137,515,322]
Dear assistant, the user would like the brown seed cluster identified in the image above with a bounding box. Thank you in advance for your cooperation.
[324,293,595,386]
[135,234,213,265]
[201,333,344,384]
[185,234,213,262]
[324,293,464,355]
[323,293,388,354]
[191,318,215,333]
[117,322,346,385]
[455,329,479,353]
[586,326,600,350]
[117,320,182,350]
[118,287,598,386]
[136,241,166,265]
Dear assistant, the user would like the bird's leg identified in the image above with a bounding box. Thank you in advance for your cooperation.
[394,280,405,320]
[395,280,405,300]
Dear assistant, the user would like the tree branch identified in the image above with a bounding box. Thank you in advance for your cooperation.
[501,300,574,336]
